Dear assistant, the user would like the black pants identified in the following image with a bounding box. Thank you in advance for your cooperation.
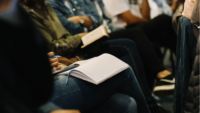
[109,28,165,80]
[127,14,177,53]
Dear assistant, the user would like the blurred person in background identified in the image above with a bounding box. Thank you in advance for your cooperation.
[103,0,177,55]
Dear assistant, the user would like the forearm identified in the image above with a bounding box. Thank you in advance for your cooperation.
[120,10,146,25]
[140,0,150,20]
[79,16,93,28]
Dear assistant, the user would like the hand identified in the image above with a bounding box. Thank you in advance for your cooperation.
[47,52,59,68]
[67,16,81,24]
[50,110,80,113]
[77,33,88,37]
[57,63,67,70]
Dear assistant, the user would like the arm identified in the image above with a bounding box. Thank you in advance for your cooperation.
[67,16,93,28]
[78,0,101,29]
[140,0,150,20]
[29,13,82,55]
[53,8,85,35]
[120,10,146,25]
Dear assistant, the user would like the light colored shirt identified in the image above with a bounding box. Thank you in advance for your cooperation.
[103,0,143,27]
[94,0,111,33]
[182,0,196,20]
[153,0,172,16]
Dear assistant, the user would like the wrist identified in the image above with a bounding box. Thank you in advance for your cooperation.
[79,17,84,25]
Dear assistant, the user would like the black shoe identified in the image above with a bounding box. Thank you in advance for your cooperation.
[160,74,174,81]
[150,106,167,113]
[154,80,174,96]
[156,80,174,86]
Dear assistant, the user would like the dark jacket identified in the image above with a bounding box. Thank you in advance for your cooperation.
[174,16,197,113]
[184,31,200,113]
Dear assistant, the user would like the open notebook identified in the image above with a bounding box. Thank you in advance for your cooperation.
[58,54,129,85]
[81,25,109,48]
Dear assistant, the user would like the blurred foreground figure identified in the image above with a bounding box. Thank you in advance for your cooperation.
[0,0,54,113]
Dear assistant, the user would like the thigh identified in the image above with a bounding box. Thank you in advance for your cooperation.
[51,69,128,112]
[51,68,150,113]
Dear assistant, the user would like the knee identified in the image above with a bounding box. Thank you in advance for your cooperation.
[112,93,137,113]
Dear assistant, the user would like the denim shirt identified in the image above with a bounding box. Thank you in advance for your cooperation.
[46,0,101,35]
[83,0,111,25]
[83,0,123,32]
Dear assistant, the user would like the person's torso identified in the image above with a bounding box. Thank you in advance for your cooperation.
[104,0,143,27]
[25,4,71,41]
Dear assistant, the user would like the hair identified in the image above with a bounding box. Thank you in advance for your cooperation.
[20,0,45,8]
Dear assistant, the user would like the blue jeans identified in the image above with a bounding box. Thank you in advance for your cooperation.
[74,38,158,110]
[91,39,158,109]
[51,68,150,113]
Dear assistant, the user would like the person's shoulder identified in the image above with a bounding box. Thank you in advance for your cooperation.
[20,4,35,13]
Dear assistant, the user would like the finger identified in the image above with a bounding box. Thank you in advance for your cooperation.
[49,57,58,63]
[51,62,58,67]
[56,65,64,70]
[48,52,55,58]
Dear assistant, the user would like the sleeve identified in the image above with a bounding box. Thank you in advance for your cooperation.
[79,0,102,30]
[29,12,82,55]
[48,1,85,35]
[54,8,85,35]
[38,102,61,113]
[102,0,130,17]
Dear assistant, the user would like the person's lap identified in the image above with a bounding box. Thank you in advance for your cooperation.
[51,67,150,113]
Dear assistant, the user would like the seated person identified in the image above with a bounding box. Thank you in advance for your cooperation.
[20,0,170,113]
[103,0,177,54]
[2,1,149,113]
[46,0,101,35]
[46,0,173,80]
[82,0,173,78]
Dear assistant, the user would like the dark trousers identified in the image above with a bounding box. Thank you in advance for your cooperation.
[127,14,177,53]
[109,28,165,81]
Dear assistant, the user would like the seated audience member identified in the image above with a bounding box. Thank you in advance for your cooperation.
[0,0,57,112]
[82,0,173,79]
[2,1,150,113]
[47,0,173,81]
[46,0,101,35]
[29,0,170,111]
[103,0,177,54]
